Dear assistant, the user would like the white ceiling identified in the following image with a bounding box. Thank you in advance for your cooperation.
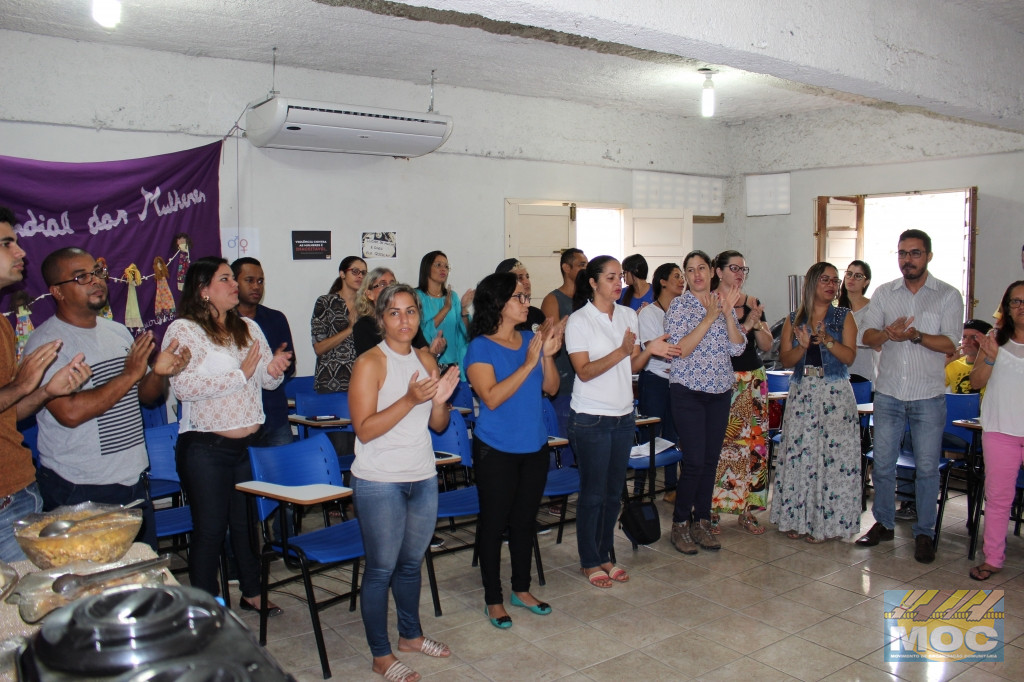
[2,0,1022,125]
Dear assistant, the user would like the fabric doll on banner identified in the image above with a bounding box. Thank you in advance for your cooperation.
[123,263,143,329]
[172,232,191,291]
[10,291,34,363]
[153,256,176,318]
[95,257,114,320]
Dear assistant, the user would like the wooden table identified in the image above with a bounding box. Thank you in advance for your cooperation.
[288,414,352,439]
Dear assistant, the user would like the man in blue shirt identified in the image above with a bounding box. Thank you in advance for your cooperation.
[232,258,295,446]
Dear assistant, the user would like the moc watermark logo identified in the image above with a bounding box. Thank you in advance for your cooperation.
[884,589,1004,663]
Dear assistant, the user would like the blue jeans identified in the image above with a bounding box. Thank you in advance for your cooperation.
[37,465,157,551]
[568,411,634,569]
[636,370,679,491]
[0,483,42,562]
[352,476,438,658]
[670,385,732,524]
[871,392,945,538]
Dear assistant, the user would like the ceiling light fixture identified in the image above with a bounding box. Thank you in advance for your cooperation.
[92,0,121,29]
[699,67,715,118]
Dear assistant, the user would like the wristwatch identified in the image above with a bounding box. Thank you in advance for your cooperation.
[825,340,834,350]
[910,332,923,345]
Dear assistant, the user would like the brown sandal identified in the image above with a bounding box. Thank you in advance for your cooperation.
[738,512,766,535]
[970,564,1001,581]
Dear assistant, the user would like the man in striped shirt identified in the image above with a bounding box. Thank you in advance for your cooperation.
[855,229,963,564]
[25,248,190,549]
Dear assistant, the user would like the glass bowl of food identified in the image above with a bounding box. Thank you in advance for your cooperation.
[14,502,142,569]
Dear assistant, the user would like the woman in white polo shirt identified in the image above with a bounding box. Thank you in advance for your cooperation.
[565,256,677,588]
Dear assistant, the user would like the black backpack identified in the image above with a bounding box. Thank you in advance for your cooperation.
[619,499,661,547]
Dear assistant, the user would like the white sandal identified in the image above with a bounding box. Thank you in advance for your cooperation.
[381,659,418,682]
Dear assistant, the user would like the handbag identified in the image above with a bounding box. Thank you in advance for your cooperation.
[618,499,661,546]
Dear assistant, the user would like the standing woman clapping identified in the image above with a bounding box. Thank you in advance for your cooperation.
[566,256,677,588]
[348,284,459,682]
[311,256,365,392]
[664,250,746,555]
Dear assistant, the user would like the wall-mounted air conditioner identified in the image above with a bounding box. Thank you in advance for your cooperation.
[245,97,454,157]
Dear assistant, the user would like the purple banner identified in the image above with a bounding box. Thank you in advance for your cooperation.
[0,142,222,338]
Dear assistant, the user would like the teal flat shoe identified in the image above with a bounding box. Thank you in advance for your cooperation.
[485,606,513,629]
[510,593,552,615]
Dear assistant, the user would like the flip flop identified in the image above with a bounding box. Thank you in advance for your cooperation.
[581,568,613,588]
[785,530,806,540]
[738,513,766,535]
[381,659,418,682]
[970,564,1001,581]
[606,566,629,583]
[804,536,829,544]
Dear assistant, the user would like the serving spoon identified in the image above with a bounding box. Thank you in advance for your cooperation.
[38,499,145,538]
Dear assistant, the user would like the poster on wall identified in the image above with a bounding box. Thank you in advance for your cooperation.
[221,228,260,261]
[362,232,397,259]
[0,142,222,346]
[292,231,331,260]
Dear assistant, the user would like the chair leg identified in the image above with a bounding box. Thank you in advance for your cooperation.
[934,466,952,546]
[556,495,568,545]
[424,550,442,618]
[349,559,361,612]
[298,556,332,679]
[258,551,271,646]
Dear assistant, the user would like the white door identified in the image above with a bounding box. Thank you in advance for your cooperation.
[622,208,693,273]
[504,201,575,306]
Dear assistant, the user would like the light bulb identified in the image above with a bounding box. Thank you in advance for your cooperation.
[701,74,715,118]
[93,0,121,29]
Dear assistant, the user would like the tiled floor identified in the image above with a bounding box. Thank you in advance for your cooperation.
[218,489,1024,681]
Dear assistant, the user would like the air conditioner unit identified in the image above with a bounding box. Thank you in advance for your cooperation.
[245,97,454,157]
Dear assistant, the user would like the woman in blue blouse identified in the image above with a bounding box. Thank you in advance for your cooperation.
[770,262,860,543]
[466,272,562,628]
[415,251,474,377]
[664,250,746,555]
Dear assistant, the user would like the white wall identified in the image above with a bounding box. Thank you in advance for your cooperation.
[4,30,1024,373]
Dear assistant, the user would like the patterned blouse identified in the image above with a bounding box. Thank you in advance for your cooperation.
[665,290,746,394]
[310,294,356,393]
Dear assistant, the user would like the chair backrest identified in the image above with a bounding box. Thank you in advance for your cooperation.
[145,422,181,482]
[247,433,344,521]
[944,392,981,449]
[431,409,473,468]
[541,398,563,437]
[141,401,170,428]
[17,417,40,466]
[284,375,316,401]
[851,380,872,404]
[450,381,475,412]
[766,371,791,393]
[295,391,351,419]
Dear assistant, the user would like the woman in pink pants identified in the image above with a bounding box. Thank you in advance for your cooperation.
[969,279,1024,581]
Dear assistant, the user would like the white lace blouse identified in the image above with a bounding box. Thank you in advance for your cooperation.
[164,317,284,434]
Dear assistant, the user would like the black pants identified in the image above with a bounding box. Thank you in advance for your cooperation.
[175,430,263,599]
[670,385,732,524]
[473,437,549,605]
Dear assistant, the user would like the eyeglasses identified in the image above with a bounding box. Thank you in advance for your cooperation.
[1009,298,1024,309]
[725,264,750,274]
[845,272,867,280]
[432,263,451,271]
[510,293,530,304]
[818,276,842,286]
[370,280,395,290]
[897,249,926,259]
[54,266,108,286]
[346,268,367,277]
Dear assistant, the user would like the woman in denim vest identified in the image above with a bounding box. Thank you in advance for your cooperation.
[770,262,861,543]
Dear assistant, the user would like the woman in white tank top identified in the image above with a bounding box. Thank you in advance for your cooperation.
[967,280,1024,582]
[348,284,459,682]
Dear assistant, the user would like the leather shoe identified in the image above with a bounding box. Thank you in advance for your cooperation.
[238,598,283,617]
[855,522,894,547]
[914,534,936,564]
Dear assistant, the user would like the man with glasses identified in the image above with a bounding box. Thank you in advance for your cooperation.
[232,257,295,447]
[0,209,93,561]
[25,247,191,549]
[856,229,963,563]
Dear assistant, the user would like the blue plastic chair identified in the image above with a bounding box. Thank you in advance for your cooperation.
[145,423,181,503]
[294,391,352,439]
[450,380,476,427]
[17,417,39,466]
[539,399,579,543]
[283,375,316,403]
[765,370,792,394]
[247,433,364,679]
